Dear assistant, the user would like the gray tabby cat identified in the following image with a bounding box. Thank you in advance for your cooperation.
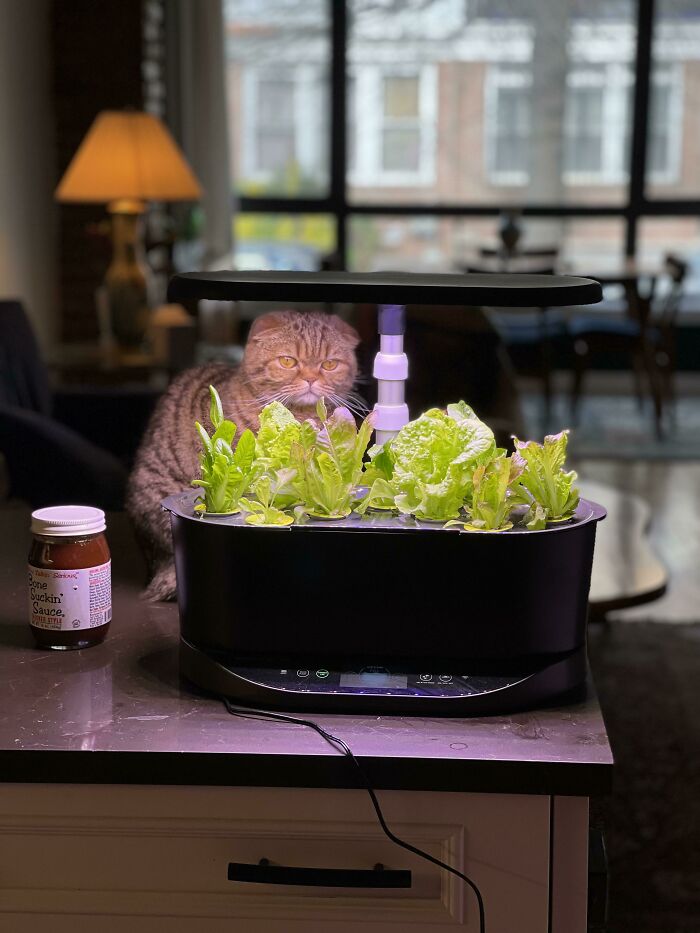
[127,310,360,601]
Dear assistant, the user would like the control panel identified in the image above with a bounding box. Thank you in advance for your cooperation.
[230,666,527,697]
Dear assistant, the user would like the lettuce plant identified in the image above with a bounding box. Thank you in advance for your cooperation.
[512,430,580,524]
[252,401,308,508]
[192,386,256,514]
[446,452,524,532]
[239,470,296,526]
[360,401,496,521]
[291,400,374,518]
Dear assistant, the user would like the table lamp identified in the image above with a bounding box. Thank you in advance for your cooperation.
[55,110,202,347]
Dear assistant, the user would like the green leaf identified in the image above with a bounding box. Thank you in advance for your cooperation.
[385,403,496,521]
[291,405,374,518]
[465,453,522,531]
[233,428,256,473]
[525,503,548,530]
[209,385,224,430]
[512,430,579,522]
[211,420,236,448]
[195,421,212,455]
[193,387,262,515]
[355,477,397,515]
[362,442,394,485]
[255,402,304,483]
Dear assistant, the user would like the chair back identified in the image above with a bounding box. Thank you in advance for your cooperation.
[0,402,126,509]
[0,300,52,414]
[656,254,688,331]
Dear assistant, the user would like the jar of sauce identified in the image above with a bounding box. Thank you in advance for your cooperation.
[28,506,112,650]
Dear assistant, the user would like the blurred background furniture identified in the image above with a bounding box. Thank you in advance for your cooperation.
[463,253,561,430]
[582,478,668,624]
[569,256,687,437]
[0,403,127,511]
[0,299,165,509]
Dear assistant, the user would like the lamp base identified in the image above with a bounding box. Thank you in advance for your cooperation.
[105,203,150,348]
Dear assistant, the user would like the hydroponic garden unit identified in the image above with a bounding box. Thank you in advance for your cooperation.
[165,270,605,715]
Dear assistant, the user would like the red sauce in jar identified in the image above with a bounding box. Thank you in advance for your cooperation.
[28,506,112,650]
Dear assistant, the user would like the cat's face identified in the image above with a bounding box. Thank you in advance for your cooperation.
[242,311,359,410]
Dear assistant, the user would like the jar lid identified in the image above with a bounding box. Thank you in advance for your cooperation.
[31,505,106,537]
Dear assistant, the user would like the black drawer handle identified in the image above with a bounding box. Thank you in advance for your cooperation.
[228,859,412,889]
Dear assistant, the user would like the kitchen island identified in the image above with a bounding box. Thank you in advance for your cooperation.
[0,509,612,932]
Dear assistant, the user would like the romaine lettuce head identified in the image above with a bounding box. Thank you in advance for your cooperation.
[512,430,579,522]
[253,402,308,505]
[315,404,374,487]
[293,402,375,517]
[463,452,523,531]
[255,402,305,469]
[388,404,496,521]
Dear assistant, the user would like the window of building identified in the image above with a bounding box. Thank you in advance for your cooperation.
[647,66,681,184]
[349,65,436,186]
[241,66,328,192]
[252,75,295,175]
[487,65,658,187]
[486,69,531,185]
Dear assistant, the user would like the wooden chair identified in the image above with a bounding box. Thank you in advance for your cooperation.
[651,255,688,423]
[569,255,687,437]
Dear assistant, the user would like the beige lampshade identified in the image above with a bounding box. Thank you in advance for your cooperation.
[55,110,202,205]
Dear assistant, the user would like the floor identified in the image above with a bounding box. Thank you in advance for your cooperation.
[577,459,700,623]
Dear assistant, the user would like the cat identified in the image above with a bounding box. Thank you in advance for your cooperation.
[126,309,360,602]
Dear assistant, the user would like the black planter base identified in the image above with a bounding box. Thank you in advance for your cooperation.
[180,638,588,716]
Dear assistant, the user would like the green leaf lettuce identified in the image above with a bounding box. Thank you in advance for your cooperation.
[512,430,579,523]
[385,403,496,521]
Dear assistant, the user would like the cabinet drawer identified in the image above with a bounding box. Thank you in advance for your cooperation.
[0,784,550,932]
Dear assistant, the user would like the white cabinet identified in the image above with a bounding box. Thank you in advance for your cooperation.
[0,784,587,932]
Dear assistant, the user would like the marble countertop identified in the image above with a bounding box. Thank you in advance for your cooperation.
[1,510,612,795]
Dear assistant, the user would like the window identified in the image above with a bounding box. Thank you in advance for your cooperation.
[252,75,295,175]
[647,67,681,184]
[487,69,531,184]
[647,0,699,197]
[382,75,421,172]
[226,0,330,197]
[349,65,436,187]
[223,1,700,274]
[565,83,605,176]
[487,65,640,187]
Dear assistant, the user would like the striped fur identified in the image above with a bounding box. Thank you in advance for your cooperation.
[127,311,359,601]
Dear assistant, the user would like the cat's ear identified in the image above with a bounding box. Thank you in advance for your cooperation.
[328,315,360,349]
[248,311,291,342]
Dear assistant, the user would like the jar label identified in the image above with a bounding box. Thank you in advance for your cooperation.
[28,562,112,631]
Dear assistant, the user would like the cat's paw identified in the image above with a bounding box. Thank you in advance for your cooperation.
[142,562,177,602]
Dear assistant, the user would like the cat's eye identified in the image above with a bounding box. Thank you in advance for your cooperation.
[278,356,298,368]
[321,359,338,371]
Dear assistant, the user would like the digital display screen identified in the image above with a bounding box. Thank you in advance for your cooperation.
[339,673,407,689]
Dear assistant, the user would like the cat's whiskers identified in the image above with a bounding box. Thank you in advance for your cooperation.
[323,391,370,420]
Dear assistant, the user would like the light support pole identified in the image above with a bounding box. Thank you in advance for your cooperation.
[373,304,409,445]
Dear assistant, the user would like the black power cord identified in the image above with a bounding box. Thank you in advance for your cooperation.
[223,698,486,933]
